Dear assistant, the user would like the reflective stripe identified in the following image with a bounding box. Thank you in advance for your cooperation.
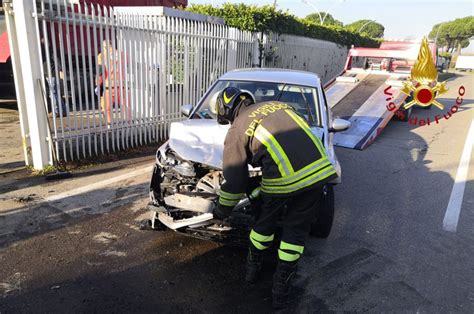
[280,241,304,254]
[286,109,326,155]
[223,91,232,104]
[254,125,294,177]
[218,189,244,206]
[249,187,261,200]
[218,197,239,207]
[250,229,274,242]
[262,158,330,186]
[250,229,274,251]
[285,110,327,157]
[278,249,300,262]
[251,237,269,250]
[219,190,245,200]
[262,166,336,194]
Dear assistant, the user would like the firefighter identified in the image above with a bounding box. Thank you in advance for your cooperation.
[213,87,338,309]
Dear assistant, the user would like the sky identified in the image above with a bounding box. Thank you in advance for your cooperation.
[189,0,474,40]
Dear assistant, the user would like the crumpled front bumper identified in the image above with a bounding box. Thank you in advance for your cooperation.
[149,163,217,230]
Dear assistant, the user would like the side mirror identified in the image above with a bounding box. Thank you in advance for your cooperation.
[329,118,351,132]
[181,104,193,117]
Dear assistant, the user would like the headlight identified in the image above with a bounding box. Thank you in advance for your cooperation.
[156,145,196,177]
[156,144,175,167]
[173,161,196,177]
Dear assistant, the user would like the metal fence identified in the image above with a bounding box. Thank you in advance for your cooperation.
[35,2,257,162]
[4,0,347,169]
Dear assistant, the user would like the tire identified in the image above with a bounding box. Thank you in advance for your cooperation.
[400,106,413,122]
[393,106,413,122]
[394,95,413,122]
[309,185,335,238]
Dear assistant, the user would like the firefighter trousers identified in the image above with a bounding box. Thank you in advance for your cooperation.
[249,186,322,262]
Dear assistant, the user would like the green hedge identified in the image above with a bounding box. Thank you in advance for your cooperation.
[186,4,380,48]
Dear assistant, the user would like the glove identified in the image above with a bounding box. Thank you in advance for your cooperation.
[213,202,233,220]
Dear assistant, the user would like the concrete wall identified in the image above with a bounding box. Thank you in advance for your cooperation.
[262,33,348,84]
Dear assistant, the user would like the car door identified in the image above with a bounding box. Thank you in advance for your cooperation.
[318,84,342,181]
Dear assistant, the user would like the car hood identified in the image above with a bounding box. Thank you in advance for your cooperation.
[169,119,230,169]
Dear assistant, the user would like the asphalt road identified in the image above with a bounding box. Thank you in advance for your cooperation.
[0,73,473,313]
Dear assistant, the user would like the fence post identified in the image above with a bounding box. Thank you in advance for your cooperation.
[253,32,263,67]
[227,28,236,70]
[9,0,50,169]
[3,0,32,166]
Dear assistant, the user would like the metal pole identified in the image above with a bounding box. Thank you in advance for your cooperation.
[8,0,51,169]
[2,0,32,166]
[434,23,444,45]
[358,20,374,33]
[321,0,345,25]
[301,0,323,25]
[303,0,345,25]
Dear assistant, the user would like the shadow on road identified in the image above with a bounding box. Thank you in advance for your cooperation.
[0,180,149,247]
[297,101,473,311]
[1,221,276,313]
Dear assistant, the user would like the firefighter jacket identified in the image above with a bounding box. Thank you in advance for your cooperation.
[218,101,338,207]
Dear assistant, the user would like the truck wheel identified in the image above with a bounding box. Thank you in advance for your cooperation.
[401,106,413,122]
[394,104,413,122]
[309,185,335,238]
[394,95,414,122]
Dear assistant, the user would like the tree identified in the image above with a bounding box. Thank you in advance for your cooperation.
[186,4,380,48]
[429,16,474,51]
[305,12,343,26]
[345,19,385,38]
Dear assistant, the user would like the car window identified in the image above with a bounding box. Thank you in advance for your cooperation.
[193,80,321,126]
[278,85,318,125]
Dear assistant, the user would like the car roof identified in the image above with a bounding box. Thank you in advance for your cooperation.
[219,68,321,87]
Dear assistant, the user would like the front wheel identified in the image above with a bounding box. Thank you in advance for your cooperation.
[309,185,335,238]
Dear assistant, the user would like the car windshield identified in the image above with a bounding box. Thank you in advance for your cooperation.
[193,80,321,126]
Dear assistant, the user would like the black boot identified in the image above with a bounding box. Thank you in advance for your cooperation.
[272,261,297,309]
[245,246,263,283]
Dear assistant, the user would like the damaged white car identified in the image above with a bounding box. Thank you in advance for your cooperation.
[147,69,350,245]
